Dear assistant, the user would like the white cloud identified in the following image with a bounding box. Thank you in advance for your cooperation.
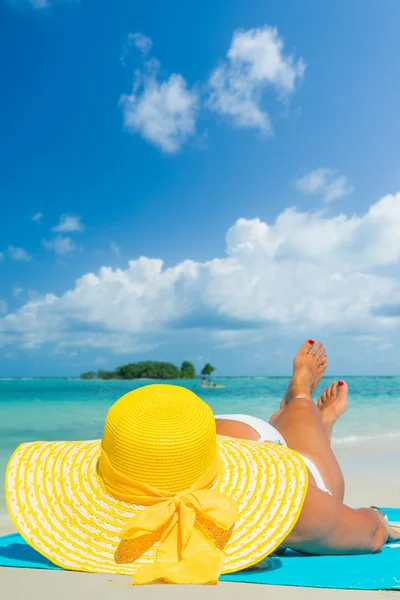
[129,33,152,56]
[3,192,400,354]
[42,235,76,256]
[32,212,43,224]
[52,214,83,233]
[0,300,7,314]
[121,33,152,64]
[207,26,305,132]
[7,246,32,261]
[110,242,121,256]
[120,60,198,153]
[295,168,354,203]
[12,287,24,298]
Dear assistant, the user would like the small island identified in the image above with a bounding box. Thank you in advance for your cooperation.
[81,360,200,381]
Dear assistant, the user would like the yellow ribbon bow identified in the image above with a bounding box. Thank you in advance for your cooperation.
[98,448,238,584]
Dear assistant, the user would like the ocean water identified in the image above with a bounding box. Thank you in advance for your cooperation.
[1,377,400,517]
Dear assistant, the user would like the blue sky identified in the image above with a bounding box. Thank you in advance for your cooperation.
[1,0,400,377]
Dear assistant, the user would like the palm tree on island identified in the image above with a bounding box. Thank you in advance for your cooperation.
[80,360,224,388]
[180,361,196,379]
[200,363,223,388]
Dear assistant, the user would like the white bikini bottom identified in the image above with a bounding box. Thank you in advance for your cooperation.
[215,413,332,495]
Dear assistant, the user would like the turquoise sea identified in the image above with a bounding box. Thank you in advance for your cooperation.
[1,377,400,516]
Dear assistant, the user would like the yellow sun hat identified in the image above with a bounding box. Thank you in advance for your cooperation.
[6,384,308,584]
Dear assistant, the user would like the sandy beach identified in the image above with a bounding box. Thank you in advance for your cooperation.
[1,442,400,599]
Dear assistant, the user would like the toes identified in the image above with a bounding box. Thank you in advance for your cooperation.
[336,381,349,415]
[301,339,315,354]
[337,380,348,397]
[319,362,328,376]
[318,353,327,365]
[310,342,322,356]
[331,381,338,397]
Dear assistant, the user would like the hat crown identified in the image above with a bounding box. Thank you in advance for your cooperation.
[102,384,217,492]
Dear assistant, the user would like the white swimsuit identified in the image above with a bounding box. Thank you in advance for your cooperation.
[215,413,332,495]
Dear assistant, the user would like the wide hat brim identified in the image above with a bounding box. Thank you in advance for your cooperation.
[6,436,308,577]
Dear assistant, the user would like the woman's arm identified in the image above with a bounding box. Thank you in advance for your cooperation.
[284,484,399,554]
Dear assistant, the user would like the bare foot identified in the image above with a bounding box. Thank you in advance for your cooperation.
[317,381,348,441]
[280,340,328,408]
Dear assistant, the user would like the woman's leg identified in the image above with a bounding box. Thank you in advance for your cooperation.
[270,342,347,502]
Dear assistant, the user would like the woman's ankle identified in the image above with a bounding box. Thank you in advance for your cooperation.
[286,381,313,403]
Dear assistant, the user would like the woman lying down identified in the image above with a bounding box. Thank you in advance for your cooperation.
[216,339,400,557]
[5,341,400,585]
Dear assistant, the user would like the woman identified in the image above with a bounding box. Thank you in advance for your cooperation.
[216,339,400,555]
[5,342,400,585]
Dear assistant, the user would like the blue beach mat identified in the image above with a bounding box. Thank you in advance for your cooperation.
[1,508,400,590]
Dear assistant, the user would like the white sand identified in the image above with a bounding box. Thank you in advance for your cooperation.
[2,445,400,599]
[2,567,397,600]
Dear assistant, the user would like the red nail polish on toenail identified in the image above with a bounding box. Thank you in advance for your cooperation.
[338,381,344,386]
[308,339,315,344]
